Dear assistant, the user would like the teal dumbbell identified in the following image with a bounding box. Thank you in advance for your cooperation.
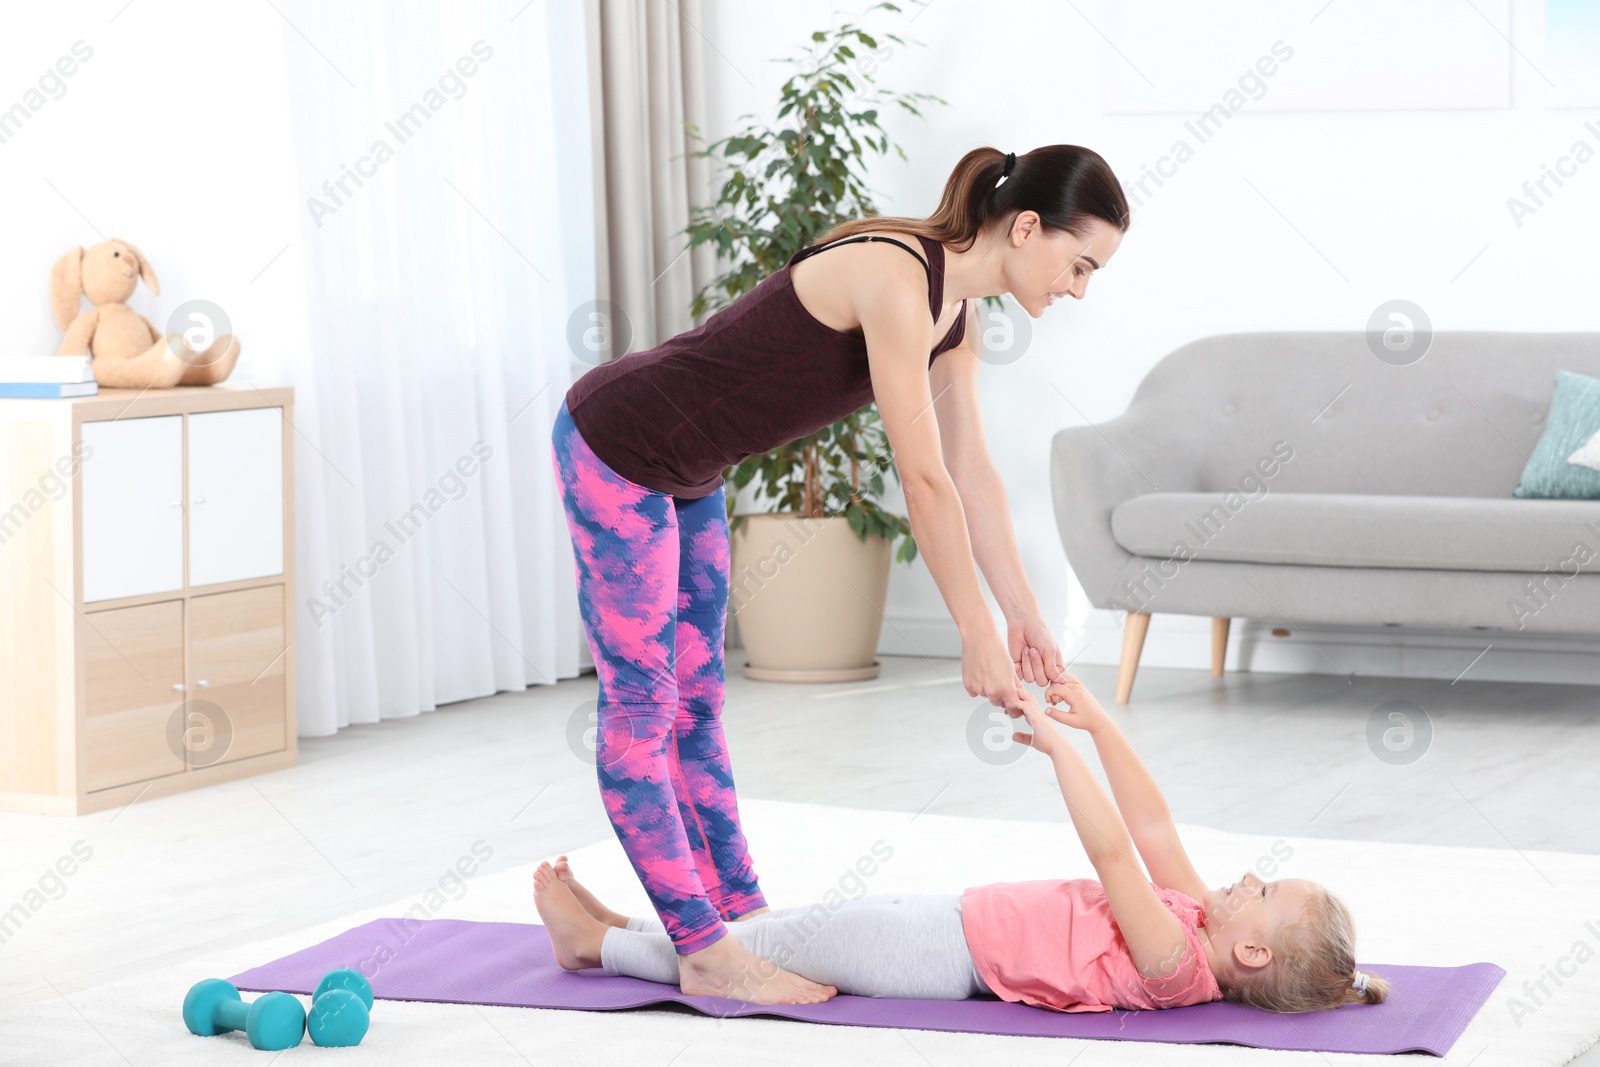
[308,968,373,1047]
[182,979,305,1050]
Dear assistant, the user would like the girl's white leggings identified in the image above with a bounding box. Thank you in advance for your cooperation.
[599,892,994,1000]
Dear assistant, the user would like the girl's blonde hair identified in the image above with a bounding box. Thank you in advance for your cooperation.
[1224,886,1390,1013]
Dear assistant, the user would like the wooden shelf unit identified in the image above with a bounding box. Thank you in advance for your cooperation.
[0,386,297,815]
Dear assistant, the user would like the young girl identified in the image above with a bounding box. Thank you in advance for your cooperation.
[534,674,1389,1013]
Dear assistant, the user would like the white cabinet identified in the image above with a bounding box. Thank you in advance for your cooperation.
[79,407,285,601]
[81,415,184,603]
[189,408,284,587]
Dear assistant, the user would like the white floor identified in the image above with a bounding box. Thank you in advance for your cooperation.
[3,654,1598,1063]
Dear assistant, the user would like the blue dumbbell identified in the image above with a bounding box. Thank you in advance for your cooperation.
[308,968,373,1047]
[182,979,305,1050]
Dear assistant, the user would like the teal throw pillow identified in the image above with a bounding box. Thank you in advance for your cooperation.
[1511,368,1600,499]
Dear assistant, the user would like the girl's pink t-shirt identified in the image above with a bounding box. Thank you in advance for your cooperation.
[961,878,1222,1012]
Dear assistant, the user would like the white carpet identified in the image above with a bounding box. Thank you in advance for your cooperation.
[5,798,1598,1066]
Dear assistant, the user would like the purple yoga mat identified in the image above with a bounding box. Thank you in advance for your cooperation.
[229,918,1502,1056]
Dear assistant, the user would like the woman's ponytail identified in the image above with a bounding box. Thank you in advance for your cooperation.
[929,146,1014,249]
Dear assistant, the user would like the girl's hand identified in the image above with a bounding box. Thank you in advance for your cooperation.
[1009,686,1068,758]
[1044,673,1113,735]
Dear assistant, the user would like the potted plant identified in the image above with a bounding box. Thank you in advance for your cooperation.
[682,1,945,681]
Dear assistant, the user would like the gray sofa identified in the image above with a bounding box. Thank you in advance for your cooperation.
[1049,331,1600,702]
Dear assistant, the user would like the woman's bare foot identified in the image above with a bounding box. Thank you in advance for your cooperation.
[551,855,631,929]
[679,934,837,1005]
[533,861,606,970]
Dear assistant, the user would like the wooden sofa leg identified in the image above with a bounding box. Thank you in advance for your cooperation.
[1116,612,1151,704]
[1212,617,1231,677]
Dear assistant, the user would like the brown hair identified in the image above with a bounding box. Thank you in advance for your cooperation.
[1223,886,1391,1013]
[815,144,1130,251]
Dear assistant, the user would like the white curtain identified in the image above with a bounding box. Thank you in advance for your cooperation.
[278,0,591,734]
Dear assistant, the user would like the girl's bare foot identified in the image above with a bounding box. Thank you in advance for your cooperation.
[679,934,837,1005]
[551,855,631,929]
[533,861,606,970]
[541,860,830,1003]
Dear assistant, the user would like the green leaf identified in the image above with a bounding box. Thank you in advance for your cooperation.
[846,506,867,539]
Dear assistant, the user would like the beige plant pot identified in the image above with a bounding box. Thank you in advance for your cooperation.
[729,512,893,682]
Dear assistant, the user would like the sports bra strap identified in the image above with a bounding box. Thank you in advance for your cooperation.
[794,234,935,321]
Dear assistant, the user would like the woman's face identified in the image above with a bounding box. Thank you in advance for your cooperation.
[1005,214,1122,318]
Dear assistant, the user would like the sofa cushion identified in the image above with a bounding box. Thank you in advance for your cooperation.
[1110,492,1600,573]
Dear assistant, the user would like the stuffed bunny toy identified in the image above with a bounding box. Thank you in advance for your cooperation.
[50,238,241,388]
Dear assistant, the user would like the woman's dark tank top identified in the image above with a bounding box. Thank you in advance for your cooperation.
[564,233,968,499]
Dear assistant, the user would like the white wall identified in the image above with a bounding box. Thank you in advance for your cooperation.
[702,0,1600,685]
[1,2,313,391]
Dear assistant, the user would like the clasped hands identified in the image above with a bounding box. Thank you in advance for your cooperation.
[970,613,1110,755]
[1003,672,1112,757]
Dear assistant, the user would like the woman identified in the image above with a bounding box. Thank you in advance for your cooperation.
[549,144,1130,1005]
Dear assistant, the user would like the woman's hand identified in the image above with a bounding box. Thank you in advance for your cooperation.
[1007,613,1068,687]
[963,626,1022,708]
[1009,687,1068,757]
[1044,672,1113,735]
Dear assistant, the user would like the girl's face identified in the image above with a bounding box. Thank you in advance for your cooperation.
[1203,869,1315,942]
[1004,214,1122,318]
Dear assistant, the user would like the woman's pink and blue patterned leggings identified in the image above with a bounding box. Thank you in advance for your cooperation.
[550,399,767,955]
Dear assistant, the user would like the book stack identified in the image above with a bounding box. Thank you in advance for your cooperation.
[0,356,99,399]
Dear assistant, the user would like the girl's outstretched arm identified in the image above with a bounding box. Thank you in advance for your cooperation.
[1045,674,1208,903]
[1012,690,1190,982]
